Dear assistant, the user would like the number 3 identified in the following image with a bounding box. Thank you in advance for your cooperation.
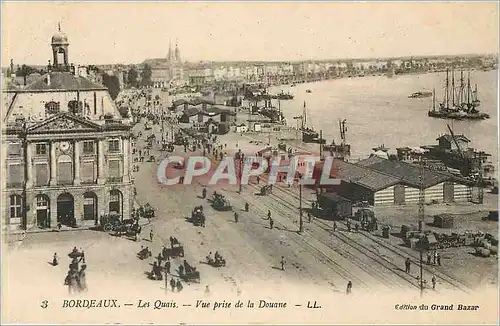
[41,300,48,309]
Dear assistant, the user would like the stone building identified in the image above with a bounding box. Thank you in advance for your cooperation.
[2,26,133,231]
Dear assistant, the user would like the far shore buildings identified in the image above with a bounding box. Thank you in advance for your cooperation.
[2,26,133,231]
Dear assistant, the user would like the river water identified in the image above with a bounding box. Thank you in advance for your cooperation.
[268,70,498,168]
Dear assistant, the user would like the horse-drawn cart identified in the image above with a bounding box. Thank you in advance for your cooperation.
[180,271,201,283]
[260,185,273,196]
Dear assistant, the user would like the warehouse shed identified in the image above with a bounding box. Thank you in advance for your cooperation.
[317,192,353,218]
[356,157,473,205]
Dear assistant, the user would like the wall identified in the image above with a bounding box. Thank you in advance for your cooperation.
[404,186,420,204]
[373,186,394,206]
[454,183,471,202]
[424,182,444,203]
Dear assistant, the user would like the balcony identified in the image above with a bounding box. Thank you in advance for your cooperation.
[107,177,123,183]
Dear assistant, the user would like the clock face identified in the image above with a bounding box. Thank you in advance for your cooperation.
[60,142,70,152]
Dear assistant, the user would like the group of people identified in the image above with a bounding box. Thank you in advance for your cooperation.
[426,250,442,266]
[206,251,225,266]
[63,247,87,294]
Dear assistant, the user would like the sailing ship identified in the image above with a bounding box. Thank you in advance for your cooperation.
[428,69,490,120]
[323,119,351,161]
[294,101,325,143]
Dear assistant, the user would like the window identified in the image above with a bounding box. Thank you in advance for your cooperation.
[7,164,23,187]
[45,101,60,115]
[57,155,73,185]
[36,143,47,155]
[83,141,95,155]
[81,161,95,183]
[109,190,122,215]
[35,163,49,186]
[7,143,22,156]
[108,160,121,179]
[10,195,23,219]
[36,195,49,207]
[108,139,120,153]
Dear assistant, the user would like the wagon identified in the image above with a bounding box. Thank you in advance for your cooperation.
[260,185,273,196]
[164,246,185,259]
[180,271,201,283]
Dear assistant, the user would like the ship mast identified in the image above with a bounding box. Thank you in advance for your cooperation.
[467,71,471,105]
[432,88,436,111]
[459,70,464,104]
[451,68,455,107]
[444,69,450,109]
[302,101,307,129]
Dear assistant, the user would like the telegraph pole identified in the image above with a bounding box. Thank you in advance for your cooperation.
[299,182,303,233]
[418,155,425,297]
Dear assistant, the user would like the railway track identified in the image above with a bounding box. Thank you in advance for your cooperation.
[203,155,415,290]
[259,175,473,294]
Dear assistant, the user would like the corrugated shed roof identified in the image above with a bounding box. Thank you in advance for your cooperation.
[356,157,453,188]
[332,159,401,191]
[319,192,351,203]
[21,72,106,91]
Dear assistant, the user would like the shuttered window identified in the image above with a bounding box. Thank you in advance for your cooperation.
[109,160,121,178]
[7,164,23,187]
[35,163,49,186]
[81,161,95,183]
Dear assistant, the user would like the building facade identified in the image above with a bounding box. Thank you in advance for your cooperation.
[2,27,133,231]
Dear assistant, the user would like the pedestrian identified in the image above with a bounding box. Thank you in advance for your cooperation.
[346,281,352,295]
[205,285,210,296]
[165,260,171,274]
[347,219,351,232]
[405,257,411,273]
[170,278,176,292]
[52,253,58,266]
[433,250,437,265]
[333,221,337,232]
[308,213,311,223]
[427,252,432,265]
[280,256,286,271]
[269,218,274,230]
[234,212,239,223]
[176,280,183,292]
[437,252,441,266]
[257,176,260,184]
[150,229,154,242]
[267,210,271,220]
[245,202,249,212]
[157,253,163,266]
[431,275,436,290]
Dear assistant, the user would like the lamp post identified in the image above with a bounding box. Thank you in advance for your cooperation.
[234,149,244,193]
[298,172,303,233]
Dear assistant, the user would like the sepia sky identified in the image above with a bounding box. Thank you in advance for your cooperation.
[1,2,498,66]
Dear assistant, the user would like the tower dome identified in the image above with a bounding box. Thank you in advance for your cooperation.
[51,23,68,45]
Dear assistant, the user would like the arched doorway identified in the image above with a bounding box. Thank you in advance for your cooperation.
[83,192,98,222]
[35,194,50,228]
[57,193,74,226]
[109,189,123,219]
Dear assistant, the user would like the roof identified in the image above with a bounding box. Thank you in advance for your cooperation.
[437,134,470,143]
[319,192,351,203]
[18,72,106,92]
[331,159,401,191]
[356,156,454,188]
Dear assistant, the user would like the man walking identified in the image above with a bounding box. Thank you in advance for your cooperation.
[405,257,411,273]
[234,212,239,223]
[150,229,154,242]
[269,217,274,230]
[280,256,286,271]
[346,281,352,295]
[165,260,171,274]
[431,275,437,290]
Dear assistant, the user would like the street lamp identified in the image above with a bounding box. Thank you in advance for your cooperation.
[234,149,244,193]
[297,172,303,233]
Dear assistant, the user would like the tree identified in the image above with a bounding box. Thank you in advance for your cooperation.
[141,63,152,86]
[102,73,121,100]
[127,67,138,87]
